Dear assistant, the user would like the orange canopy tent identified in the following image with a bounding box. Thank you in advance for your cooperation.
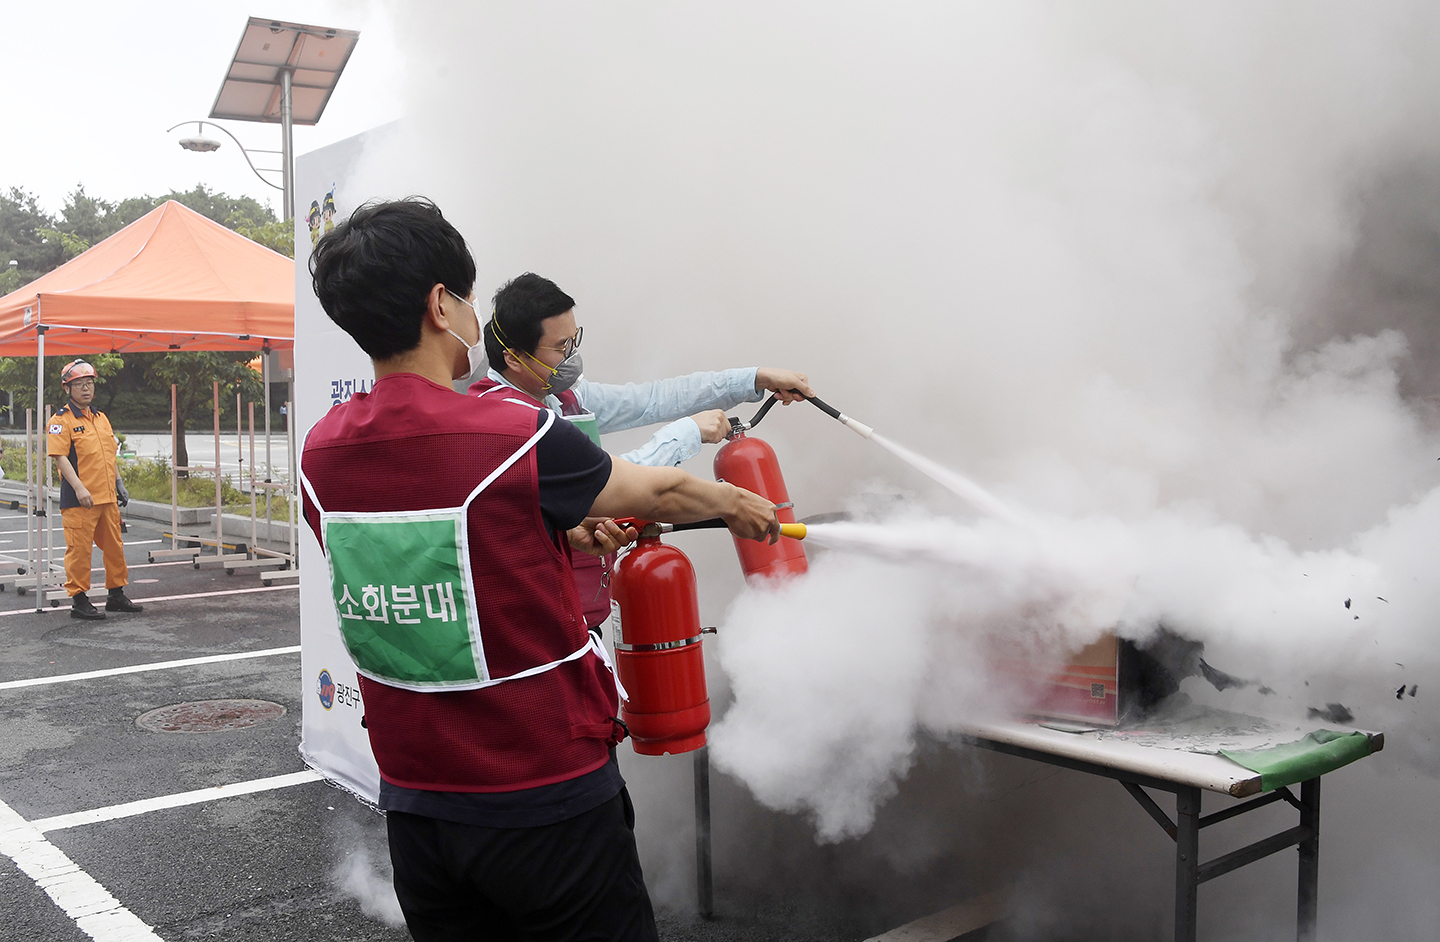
[0,199,293,359]
[0,200,296,610]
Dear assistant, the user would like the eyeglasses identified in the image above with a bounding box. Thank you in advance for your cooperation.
[68,379,96,390]
[539,326,583,359]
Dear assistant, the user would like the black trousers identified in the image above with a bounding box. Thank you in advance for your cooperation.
[387,788,659,942]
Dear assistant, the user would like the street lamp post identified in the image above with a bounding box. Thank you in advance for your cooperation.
[171,18,359,222]
[280,69,295,225]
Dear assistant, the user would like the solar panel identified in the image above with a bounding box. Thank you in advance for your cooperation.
[209,17,360,126]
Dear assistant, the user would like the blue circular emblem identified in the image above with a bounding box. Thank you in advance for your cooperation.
[317,670,336,710]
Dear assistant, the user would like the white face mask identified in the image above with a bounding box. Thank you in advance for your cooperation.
[445,288,489,377]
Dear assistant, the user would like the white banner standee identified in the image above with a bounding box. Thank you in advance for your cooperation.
[294,126,399,803]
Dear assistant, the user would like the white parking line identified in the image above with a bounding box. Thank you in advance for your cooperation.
[0,583,298,619]
[90,560,195,573]
[0,796,162,941]
[0,644,301,690]
[32,770,324,833]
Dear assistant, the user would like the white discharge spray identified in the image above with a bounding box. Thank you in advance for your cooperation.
[867,432,1030,528]
[801,395,1031,525]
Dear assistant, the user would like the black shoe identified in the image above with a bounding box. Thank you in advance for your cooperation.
[105,589,144,613]
[71,594,106,620]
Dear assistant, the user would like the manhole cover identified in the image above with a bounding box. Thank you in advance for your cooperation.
[136,699,286,733]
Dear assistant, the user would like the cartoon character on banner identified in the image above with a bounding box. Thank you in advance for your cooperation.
[323,187,337,234]
[308,200,322,248]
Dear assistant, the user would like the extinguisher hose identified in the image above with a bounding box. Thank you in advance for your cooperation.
[668,518,730,532]
[802,393,841,421]
[668,518,807,540]
[621,517,807,540]
[745,391,873,439]
[747,395,781,428]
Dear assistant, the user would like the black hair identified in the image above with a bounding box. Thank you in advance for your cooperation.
[487,273,576,370]
[308,197,475,360]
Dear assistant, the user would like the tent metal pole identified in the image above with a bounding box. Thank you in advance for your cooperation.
[249,402,257,549]
[236,391,242,507]
[44,404,54,611]
[171,386,178,551]
[25,408,34,607]
[263,347,273,528]
[213,382,222,559]
[35,329,46,612]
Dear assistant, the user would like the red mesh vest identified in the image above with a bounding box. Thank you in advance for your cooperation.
[303,374,620,792]
[471,377,613,629]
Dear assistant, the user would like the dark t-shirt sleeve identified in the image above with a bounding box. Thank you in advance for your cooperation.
[535,412,612,534]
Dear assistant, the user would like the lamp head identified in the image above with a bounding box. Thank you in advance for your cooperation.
[179,136,221,153]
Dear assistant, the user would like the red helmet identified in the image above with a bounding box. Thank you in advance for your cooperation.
[60,359,98,385]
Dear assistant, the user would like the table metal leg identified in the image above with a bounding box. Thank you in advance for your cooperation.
[1297,778,1320,942]
[694,745,714,919]
[1175,786,1201,942]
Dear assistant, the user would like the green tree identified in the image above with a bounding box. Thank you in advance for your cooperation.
[233,218,294,258]
[162,183,276,233]
[143,352,263,476]
[0,187,64,284]
[0,354,125,414]
[33,228,89,259]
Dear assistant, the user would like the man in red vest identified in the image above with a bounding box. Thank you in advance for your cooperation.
[303,198,777,942]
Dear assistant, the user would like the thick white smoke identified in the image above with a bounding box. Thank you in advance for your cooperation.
[353,1,1440,935]
[713,486,1440,839]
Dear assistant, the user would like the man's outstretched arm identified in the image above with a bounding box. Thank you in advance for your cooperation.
[581,367,815,434]
[588,458,779,543]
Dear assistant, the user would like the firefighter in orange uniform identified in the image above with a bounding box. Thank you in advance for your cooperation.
[47,360,143,620]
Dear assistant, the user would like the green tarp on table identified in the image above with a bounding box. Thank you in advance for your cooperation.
[1221,730,1373,792]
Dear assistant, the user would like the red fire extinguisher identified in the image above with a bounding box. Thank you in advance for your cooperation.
[713,400,808,582]
[611,527,712,756]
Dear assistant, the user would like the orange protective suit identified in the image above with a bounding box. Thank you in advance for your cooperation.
[47,403,129,596]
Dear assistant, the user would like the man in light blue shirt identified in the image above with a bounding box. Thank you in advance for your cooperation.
[466,272,812,630]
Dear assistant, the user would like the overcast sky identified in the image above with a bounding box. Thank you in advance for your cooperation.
[2,0,402,218]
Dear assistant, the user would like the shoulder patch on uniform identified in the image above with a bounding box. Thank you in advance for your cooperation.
[48,424,62,434]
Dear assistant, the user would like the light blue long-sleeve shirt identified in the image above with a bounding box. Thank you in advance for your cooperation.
[483,367,764,466]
